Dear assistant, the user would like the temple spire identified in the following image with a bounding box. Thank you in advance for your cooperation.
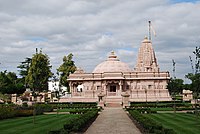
[134,37,159,72]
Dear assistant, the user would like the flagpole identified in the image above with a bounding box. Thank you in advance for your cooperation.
[148,20,151,41]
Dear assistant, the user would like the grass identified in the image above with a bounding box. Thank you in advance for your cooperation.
[0,114,80,134]
[58,108,96,112]
[150,107,174,111]
[145,113,200,134]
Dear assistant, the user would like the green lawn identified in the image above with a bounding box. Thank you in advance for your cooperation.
[145,113,200,134]
[150,107,174,111]
[0,114,79,134]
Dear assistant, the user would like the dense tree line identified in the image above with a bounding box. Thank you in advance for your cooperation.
[0,49,76,95]
[0,71,25,94]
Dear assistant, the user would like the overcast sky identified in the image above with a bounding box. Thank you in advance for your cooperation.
[0,0,200,83]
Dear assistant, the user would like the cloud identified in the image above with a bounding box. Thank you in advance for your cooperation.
[0,0,199,83]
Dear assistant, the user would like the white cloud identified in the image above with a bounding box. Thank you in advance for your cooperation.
[0,0,199,83]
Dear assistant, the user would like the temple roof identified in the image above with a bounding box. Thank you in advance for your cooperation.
[92,51,132,73]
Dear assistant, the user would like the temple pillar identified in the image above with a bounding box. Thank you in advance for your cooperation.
[98,92,105,108]
[121,92,130,108]
[119,81,122,95]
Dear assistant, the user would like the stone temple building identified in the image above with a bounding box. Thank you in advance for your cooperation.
[63,37,171,106]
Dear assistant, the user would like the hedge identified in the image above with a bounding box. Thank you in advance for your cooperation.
[130,101,192,108]
[0,104,53,120]
[128,110,176,134]
[49,110,99,134]
[37,102,97,109]
[0,105,16,120]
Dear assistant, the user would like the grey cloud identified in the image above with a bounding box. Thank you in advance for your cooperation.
[0,0,199,83]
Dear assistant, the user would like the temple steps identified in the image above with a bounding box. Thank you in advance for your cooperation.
[106,103,122,107]
[105,97,122,107]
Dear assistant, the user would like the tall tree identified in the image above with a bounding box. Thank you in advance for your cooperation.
[186,46,200,120]
[57,53,76,91]
[167,78,184,95]
[26,49,53,92]
[185,46,200,98]
[17,57,32,86]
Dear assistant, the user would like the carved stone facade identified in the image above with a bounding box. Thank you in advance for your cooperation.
[63,37,172,104]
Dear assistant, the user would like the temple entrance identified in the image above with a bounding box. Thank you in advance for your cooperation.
[110,85,116,92]
[107,84,118,96]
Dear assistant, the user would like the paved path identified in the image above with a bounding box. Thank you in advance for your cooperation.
[84,107,141,134]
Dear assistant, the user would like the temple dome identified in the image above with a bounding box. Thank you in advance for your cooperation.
[93,51,132,73]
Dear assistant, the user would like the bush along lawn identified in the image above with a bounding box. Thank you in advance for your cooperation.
[58,107,102,114]
[0,103,99,134]
[130,101,192,108]
[48,110,99,134]
[0,104,53,120]
[39,102,98,109]
[128,109,176,134]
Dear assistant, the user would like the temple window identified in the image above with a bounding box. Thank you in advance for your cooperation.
[148,85,152,89]
[97,86,101,90]
[77,84,83,92]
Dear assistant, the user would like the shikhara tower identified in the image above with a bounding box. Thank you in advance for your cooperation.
[135,36,159,72]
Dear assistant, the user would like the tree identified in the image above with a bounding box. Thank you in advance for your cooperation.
[0,71,25,94]
[17,57,32,86]
[167,78,184,95]
[185,46,200,120]
[57,53,76,91]
[185,73,200,97]
[26,49,53,92]
[186,46,200,98]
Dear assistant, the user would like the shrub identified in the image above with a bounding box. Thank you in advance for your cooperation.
[128,110,176,134]
[49,110,98,134]
[0,105,16,120]
[16,109,33,117]
[31,104,53,115]
[0,103,54,120]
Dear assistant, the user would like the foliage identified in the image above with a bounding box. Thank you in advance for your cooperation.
[128,110,176,134]
[17,57,32,87]
[57,110,98,133]
[185,73,200,98]
[167,78,184,95]
[0,105,16,120]
[130,101,192,108]
[0,114,79,134]
[26,49,53,92]
[34,104,54,114]
[57,53,76,91]
[0,103,54,120]
[40,102,98,109]
[145,113,200,134]
[0,71,25,94]
[186,46,200,98]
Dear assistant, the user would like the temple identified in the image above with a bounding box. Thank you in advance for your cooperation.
[61,37,171,106]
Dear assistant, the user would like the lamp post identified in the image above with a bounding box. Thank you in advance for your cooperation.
[145,88,147,105]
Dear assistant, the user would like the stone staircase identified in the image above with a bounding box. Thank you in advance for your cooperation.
[105,97,122,107]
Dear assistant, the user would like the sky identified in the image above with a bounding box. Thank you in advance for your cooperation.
[0,0,200,83]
